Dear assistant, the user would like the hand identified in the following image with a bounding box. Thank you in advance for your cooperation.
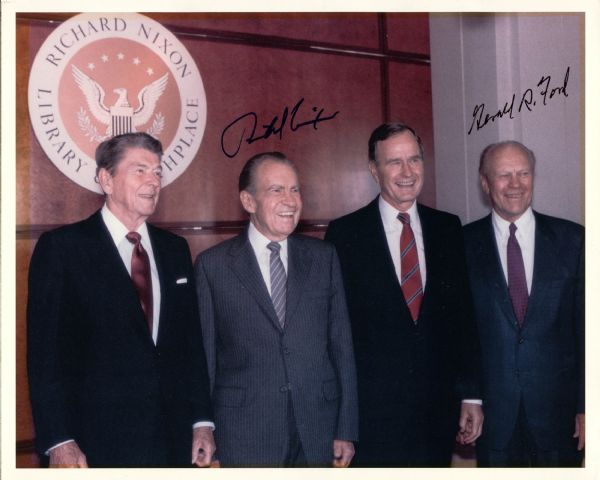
[49,441,88,468]
[573,413,585,451]
[456,403,483,445]
[191,426,216,467]
[332,439,354,467]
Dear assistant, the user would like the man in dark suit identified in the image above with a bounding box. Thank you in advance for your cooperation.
[325,122,482,467]
[27,132,215,467]
[194,152,358,467]
[463,140,584,467]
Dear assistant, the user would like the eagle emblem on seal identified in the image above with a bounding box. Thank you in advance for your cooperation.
[72,64,169,140]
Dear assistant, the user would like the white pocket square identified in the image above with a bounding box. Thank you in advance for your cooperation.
[176,277,188,284]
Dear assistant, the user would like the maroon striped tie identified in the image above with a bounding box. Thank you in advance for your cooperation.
[126,232,153,333]
[398,213,423,322]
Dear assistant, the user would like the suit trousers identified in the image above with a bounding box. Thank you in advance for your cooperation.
[477,399,582,467]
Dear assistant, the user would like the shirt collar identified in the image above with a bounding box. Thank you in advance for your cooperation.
[378,196,420,231]
[247,221,288,256]
[491,206,535,238]
[101,204,150,245]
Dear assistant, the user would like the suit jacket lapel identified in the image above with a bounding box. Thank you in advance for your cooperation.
[148,225,168,344]
[478,214,519,330]
[286,235,312,326]
[365,198,402,292]
[361,198,411,325]
[228,231,283,332]
[417,205,435,317]
[86,211,154,341]
[524,212,560,329]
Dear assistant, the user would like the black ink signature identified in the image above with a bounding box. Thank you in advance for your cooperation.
[468,66,570,135]
[221,97,340,158]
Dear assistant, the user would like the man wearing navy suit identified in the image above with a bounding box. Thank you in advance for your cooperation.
[325,122,483,467]
[27,133,215,467]
[194,152,358,467]
[463,141,584,467]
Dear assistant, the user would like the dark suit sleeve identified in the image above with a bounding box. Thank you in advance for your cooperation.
[27,232,75,454]
[193,254,216,394]
[575,231,585,414]
[177,240,213,424]
[326,246,359,442]
[451,221,481,401]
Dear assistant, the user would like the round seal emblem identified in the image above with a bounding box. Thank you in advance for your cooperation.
[28,12,206,193]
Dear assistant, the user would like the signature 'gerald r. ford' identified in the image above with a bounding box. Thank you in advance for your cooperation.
[468,66,570,135]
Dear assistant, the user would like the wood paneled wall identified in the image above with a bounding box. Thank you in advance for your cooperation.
[16,12,433,467]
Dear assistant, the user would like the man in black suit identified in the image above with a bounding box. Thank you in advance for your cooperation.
[325,122,482,467]
[463,141,584,467]
[194,152,358,467]
[27,132,215,467]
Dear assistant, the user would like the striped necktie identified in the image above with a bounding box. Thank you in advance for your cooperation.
[398,213,423,322]
[267,242,287,328]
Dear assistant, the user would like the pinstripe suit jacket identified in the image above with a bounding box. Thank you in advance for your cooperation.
[194,230,358,467]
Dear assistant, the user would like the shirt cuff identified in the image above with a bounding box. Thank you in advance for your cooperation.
[193,421,215,430]
[462,399,483,405]
[45,439,76,456]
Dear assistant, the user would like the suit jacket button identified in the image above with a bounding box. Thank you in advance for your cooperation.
[280,385,289,393]
[519,337,524,344]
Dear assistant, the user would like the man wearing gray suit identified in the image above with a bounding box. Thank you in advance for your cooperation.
[194,152,358,467]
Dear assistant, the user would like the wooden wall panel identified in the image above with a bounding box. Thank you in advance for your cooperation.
[387,62,435,207]
[155,12,381,50]
[15,12,433,467]
[386,13,430,55]
[16,239,38,468]
[153,41,383,223]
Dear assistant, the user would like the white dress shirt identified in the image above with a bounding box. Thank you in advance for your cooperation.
[491,207,535,294]
[378,196,427,287]
[247,221,289,294]
[101,205,161,343]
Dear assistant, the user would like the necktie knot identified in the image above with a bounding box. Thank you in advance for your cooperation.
[267,241,281,254]
[397,212,411,225]
[126,231,142,246]
[509,223,517,236]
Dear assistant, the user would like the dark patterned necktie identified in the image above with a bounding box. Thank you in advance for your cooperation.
[126,232,153,333]
[398,213,423,322]
[507,223,528,327]
[267,242,287,328]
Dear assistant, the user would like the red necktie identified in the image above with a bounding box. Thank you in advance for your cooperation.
[126,232,153,333]
[507,223,528,327]
[398,213,423,322]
